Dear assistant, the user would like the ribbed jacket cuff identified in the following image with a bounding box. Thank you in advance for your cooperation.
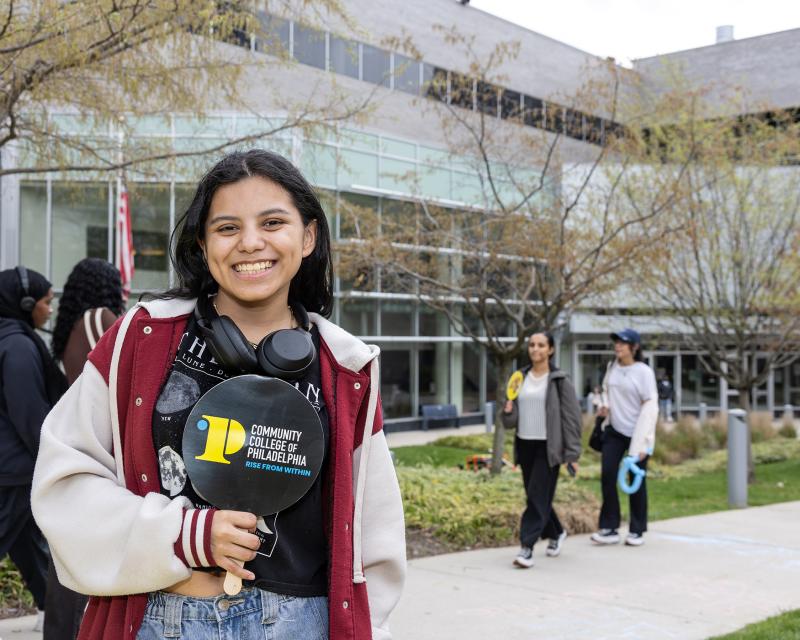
[174,508,217,568]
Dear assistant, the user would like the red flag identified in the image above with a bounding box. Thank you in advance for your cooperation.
[117,180,135,300]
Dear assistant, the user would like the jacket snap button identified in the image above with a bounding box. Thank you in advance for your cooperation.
[141,474,147,482]
[135,397,143,406]
[345,522,349,531]
[354,382,361,390]
[342,600,349,609]
[143,326,152,335]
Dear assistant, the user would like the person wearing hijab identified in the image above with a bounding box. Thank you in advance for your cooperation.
[0,266,67,631]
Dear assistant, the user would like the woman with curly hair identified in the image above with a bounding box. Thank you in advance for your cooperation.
[44,258,124,639]
[51,258,125,384]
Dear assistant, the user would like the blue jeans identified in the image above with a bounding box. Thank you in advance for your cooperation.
[136,587,328,640]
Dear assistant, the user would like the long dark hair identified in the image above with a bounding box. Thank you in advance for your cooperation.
[52,258,124,361]
[160,149,333,316]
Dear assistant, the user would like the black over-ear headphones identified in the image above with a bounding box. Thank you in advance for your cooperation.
[16,266,36,313]
[194,295,316,379]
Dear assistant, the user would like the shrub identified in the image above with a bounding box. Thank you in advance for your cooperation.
[749,412,777,443]
[397,465,599,550]
[778,423,797,439]
[653,417,707,465]
[0,556,35,617]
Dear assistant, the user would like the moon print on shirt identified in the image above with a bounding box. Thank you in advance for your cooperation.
[158,446,188,497]
[156,370,202,414]
[255,514,279,558]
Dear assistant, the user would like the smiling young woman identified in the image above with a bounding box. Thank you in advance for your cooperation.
[32,150,406,640]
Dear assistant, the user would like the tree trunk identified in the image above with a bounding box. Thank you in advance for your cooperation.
[490,357,514,475]
[738,388,755,484]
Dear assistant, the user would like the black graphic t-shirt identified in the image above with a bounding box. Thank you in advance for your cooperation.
[152,316,329,596]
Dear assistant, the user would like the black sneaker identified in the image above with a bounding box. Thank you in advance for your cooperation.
[513,546,534,568]
[546,531,567,557]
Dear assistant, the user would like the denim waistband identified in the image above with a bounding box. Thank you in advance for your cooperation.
[145,588,290,637]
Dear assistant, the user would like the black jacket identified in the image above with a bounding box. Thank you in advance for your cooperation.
[0,317,53,485]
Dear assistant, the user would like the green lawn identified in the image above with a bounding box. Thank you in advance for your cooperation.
[709,609,800,639]
[576,458,800,522]
[392,445,482,469]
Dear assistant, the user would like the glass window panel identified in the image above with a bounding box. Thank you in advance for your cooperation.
[339,129,379,152]
[330,36,359,79]
[339,192,377,240]
[449,72,473,110]
[302,142,337,187]
[379,157,416,193]
[126,183,171,292]
[380,348,412,418]
[789,361,800,407]
[393,54,420,95]
[419,165,451,200]
[381,137,416,160]
[125,116,172,136]
[293,23,325,69]
[422,64,448,102]
[381,198,418,246]
[51,114,103,135]
[565,108,584,140]
[419,145,450,166]
[235,116,286,138]
[523,95,544,128]
[419,307,450,338]
[680,354,720,407]
[381,300,413,336]
[475,81,498,116]
[256,13,290,55]
[173,116,231,138]
[362,44,390,87]
[338,149,378,189]
[500,90,521,120]
[420,343,450,407]
[544,102,564,134]
[585,115,604,144]
[451,171,483,205]
[339,298,377,335]
[20,182,49,276]
[51,183,110,290]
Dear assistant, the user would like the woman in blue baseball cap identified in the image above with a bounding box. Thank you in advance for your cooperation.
[590,328,658,547]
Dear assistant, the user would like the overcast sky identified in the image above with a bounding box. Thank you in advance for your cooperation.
[468,0,800,66]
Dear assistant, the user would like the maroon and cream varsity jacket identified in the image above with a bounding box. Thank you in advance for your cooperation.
[32,297,406,640]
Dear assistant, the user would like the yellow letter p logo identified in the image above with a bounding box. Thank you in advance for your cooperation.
[195,415,246,464]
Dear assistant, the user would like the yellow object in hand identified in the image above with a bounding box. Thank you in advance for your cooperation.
[506,370,524,401]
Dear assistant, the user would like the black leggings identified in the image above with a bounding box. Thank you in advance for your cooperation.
[599,426,649,535]
[516,438,563,548]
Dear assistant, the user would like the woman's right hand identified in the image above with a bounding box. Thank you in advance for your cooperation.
[597,406,609,418]
[503,400,513,414]
[210,510,261,580]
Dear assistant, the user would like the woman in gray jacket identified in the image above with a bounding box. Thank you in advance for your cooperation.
[501,332,582,568]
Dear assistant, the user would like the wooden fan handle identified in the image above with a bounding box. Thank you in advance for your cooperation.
[223,559,244,595]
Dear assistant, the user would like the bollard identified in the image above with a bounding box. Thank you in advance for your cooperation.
[699,402,708,424]
[485,401,495,434]
[784,404,794,422]
[727,409,748,508]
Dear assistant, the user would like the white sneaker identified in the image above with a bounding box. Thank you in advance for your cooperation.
[546,530,567,557]
[33,609,44,632]
[513,546,534,568]
[590,529,620,545]
[625,532,645,546]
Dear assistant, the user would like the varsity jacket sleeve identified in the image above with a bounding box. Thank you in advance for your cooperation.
[31,359,210,596]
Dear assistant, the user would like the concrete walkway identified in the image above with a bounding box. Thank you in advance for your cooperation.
[392,501,800,640]
[4,502,798,639]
